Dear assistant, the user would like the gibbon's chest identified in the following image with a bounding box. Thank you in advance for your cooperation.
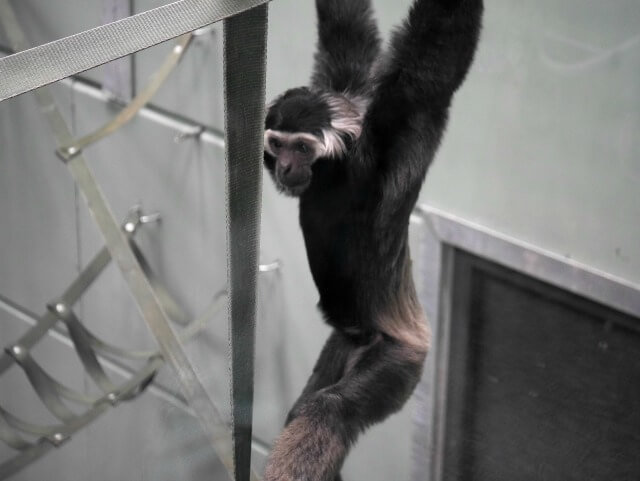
[299,186,374,251]
[300,197,376,281]
[299,205,352,266]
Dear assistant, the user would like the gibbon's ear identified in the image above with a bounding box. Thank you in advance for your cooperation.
[321,94,367,158]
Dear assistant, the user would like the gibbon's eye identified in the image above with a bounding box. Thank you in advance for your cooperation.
[270,138,283,150]
[296,142,309,154]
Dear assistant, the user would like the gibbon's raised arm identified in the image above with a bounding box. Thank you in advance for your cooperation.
[358,0,483,204]
[311,0,382,96]
[262,1,483,479]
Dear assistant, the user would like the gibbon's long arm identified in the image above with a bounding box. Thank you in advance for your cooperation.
[310,0,382,96]
[263,1,483,480]
[358,0,483,210]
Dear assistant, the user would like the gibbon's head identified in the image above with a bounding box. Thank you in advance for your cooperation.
[264,87,364,196]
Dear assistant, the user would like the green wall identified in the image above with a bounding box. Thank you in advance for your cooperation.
[423,0,640,286]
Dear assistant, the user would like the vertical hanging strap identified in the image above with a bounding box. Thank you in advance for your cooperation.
[224,5,268,481]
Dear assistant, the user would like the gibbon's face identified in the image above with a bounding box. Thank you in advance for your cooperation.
[264,128,325,196]
[264,87,363,197]
[264,87,332,196]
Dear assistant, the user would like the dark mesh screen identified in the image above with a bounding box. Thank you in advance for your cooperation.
[442,251,640,481]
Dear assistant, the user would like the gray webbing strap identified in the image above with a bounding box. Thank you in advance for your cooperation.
[0,0,269,101]
[224,6,268,481]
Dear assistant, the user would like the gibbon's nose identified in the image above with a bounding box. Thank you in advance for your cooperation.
[282,164,309,187]
[279,162,309,187]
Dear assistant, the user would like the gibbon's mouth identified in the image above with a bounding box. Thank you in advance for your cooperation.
[278,176,311,197]
[275,165,312,196]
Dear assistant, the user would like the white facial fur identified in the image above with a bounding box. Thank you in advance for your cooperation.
[321,94,367,158]
[264,94,368,160]
[264,130,325,159]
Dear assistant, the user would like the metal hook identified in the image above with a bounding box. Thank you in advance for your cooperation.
[259,260,282,273]
[409,213,426,225]
[124,205,161,234]
[140,212,162,224]
[173,125,205,144]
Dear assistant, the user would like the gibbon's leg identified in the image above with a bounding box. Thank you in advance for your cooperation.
[282,331,354,481]
[264,334,426,481]
[284,330,353,427]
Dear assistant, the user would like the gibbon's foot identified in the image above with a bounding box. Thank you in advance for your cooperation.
[263,422,345,481]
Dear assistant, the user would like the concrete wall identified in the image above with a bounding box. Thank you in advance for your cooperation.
[1,0,638,480]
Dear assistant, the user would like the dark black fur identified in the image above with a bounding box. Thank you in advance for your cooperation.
[264,1,482,480]
[266,87,333,135]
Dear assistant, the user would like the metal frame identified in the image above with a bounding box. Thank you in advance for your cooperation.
[0,1,270,479]
[409,204,640,481]
[0,209,168,480]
